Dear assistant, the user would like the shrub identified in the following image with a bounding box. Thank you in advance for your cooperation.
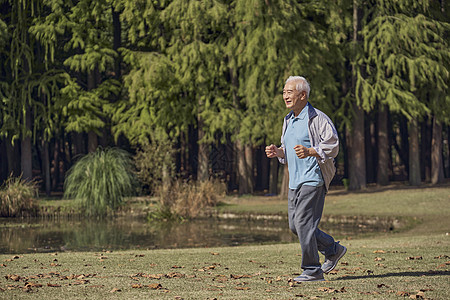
[64,147,138,217]
[0,176,38,217]
[134,139,176,194]
[150,178,227,220]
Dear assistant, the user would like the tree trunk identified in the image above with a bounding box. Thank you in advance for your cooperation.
[112,6,122,79]
[269,158,278,195]
[236,140,249,194]
[244,144,254,193]
[42,141,51,196]
[52,138,61,190]
[280,164,289,198]
[261,146,269,191]
[377,105,389,185]
[21,112,33,181]
[197,119,209,181]
[365,113,376,183]
[0,139,7,182]
[348,104,366,190]
[87,71,98,153]
[348,0,366,190]
[5,137,20,177]
[431,117,444,184]
[408,119,421,186]
[420,120,431,182]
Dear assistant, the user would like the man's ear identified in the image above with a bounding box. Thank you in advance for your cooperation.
[301,91,307,101]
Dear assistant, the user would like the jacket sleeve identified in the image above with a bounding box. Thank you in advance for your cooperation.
[277,118,287,164]
[312,114,339,163]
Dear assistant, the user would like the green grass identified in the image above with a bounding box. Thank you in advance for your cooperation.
[1,184,449,299]
[0,234,448,299]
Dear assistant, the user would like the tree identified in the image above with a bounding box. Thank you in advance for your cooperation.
[358,0,450,186]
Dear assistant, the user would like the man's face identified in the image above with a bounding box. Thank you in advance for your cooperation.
[283,80,307,111]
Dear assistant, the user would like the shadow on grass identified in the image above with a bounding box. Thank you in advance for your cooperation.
[334,270,450,280]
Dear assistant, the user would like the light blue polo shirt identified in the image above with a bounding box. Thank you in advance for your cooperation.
[284,105,324,189]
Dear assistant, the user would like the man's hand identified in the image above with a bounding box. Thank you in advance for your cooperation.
[265,144,284,159]
[294,144,319,159]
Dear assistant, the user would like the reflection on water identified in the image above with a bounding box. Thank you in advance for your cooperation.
[0,217,390,254]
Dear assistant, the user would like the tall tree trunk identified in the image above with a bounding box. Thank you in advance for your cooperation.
[0,139,7,182]
[52,138,61,190]
[349,0,366,190]
[377,105,389,185]
[236,140,249,194]
[348,104,366,190]
[408,120,421,186]
[244,144,254,193]
[21,111,33,181]
[365,113,375,183]
[269,158,278,195]
[87,71,98,152]
[420,120,431,182]
[197,119,209,181]
[280,164,289,198]
[447,126,450,178]
[431,117,444,184]
[42,141,51,196]
[112,6,121,80]
[260,146,269,191]
[5,137,20,177]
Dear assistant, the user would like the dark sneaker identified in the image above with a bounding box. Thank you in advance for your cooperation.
[321,243,347,274]
[293,273,325,282]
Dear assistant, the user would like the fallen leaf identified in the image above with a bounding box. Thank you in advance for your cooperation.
[374,257,385,261]
[230,274,252,279]
[171,265,184,269]
[50,263,61,267]
[145,274,163,279]
[406,256,423,260]
[437,261,450,268]
[147,283,162,289]
[6,274,21,281]
[373,250,386,254]
[47,283,61,287]
[132,284,142,288]
[110,288,121,293]
[135,254,145,257]
[0,287,4,292]
[166,272,185,278]
[434,255,450,259]
[1,264,6,267]
[235,287,250,290]
[210,252,219,255]
[396,291,410,296]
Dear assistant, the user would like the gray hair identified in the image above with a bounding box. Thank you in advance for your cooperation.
[286,76,310,99]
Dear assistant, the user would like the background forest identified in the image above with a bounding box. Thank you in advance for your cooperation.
[0,0,449,198]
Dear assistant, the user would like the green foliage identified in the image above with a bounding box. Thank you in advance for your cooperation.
[358,0,450,122]
[149,179,227,221]
[0,176,38,217]
[64,147,138,217]
[134,138,176,194]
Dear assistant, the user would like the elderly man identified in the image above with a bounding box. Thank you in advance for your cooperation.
[265,76,346,282]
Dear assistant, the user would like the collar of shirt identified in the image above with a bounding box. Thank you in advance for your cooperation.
[291,103,308,121]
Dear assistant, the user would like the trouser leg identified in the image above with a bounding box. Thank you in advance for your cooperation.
[288,184,335,276]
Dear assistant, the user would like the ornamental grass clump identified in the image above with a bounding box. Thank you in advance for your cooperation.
[150,178,227,220]
[64,148,138,217]
[0,176,38,217]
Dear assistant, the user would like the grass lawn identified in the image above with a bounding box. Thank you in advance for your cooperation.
[1,184,449,299]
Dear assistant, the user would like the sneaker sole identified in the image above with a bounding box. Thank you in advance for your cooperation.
[293,278,325,282]
[324,246,347,274]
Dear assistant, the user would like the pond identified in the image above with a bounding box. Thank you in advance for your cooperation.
[0,216,394,254]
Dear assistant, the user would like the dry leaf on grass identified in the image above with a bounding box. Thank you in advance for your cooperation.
[406,256,423,260]
[110,288,121,293]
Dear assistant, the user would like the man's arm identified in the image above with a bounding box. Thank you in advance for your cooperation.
[293,144,320,159]
[265,144,285,159]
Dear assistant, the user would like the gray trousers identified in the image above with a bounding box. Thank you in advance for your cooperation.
[288,184,337,276]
